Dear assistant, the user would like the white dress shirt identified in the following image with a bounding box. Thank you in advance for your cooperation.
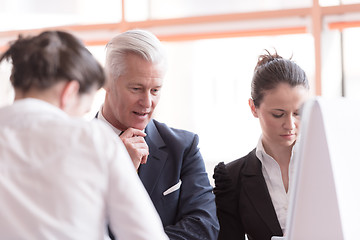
[255,136,295,233]
[0,98,168,240]
[98,106,122,136]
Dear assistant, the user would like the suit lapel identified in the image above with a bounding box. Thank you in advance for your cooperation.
[138,120,168,196]
[242,151,283,235]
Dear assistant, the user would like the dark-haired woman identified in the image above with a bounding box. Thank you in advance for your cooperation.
[0,31,168,240]
[213,50,310,240]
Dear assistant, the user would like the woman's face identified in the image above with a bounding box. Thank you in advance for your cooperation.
[250,82,309,151]
[66,88,98,117]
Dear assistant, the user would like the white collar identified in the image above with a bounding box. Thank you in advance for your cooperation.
[97,105,122,136]
[255,135,296,167]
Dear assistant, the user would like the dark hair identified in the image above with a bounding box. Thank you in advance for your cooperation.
[251,50,309,107]
[0,31,105,93]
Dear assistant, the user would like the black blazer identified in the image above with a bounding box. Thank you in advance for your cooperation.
[213,149,283,240]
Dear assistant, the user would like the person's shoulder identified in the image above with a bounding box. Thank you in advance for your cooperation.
[214,149,256,180]
[63,118,121,152]
[151,119,196,140]
[226,149,256,171]
[68,117,114,136]
[89,118,117,133]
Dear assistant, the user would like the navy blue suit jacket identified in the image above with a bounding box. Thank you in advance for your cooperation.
[138,119,219,240]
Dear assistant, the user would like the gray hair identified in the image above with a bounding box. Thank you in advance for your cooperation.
[105,29,167,81]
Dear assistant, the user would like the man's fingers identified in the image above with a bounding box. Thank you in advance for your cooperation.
[141,155,148,165]
[129,148,148,170]
[119,133,149,170]
[126,136,147,143]
[117,128,149,170]
[120,127,146,138]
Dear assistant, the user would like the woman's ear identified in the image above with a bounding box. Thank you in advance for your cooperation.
[59,80,80,111]
[249,98,258,118]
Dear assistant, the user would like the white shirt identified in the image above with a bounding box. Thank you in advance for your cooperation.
[98,106,122,136]
[255,136,295,233]
[0,98,168,240]
[97,106,145,136]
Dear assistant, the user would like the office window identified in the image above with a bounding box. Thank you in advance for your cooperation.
[125,0,312,21]
[321,29,343,97]
[320,0,360,6]
[343,27,360,99]
[83,46,107,120]
[321,24,360,99]
[0,0,121,31]
[0,62,13,108]
[320,0,342,6]
[342,0,360,4]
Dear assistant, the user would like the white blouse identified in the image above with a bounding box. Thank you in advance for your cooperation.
[0,98,168,240]
[255,136,296,233]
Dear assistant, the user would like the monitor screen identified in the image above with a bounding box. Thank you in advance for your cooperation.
[284,97,360,240]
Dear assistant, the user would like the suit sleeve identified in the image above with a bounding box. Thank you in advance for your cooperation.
[164,134,219,240]
[213,162,245,240]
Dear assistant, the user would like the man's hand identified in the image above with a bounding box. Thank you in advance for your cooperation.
[120,128,149,170]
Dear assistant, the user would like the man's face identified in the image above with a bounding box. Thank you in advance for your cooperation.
[103,53,165,131]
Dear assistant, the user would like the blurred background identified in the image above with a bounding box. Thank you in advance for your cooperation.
[1,0,360,183]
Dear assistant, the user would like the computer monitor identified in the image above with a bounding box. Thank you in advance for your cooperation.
[283,97,360,240]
